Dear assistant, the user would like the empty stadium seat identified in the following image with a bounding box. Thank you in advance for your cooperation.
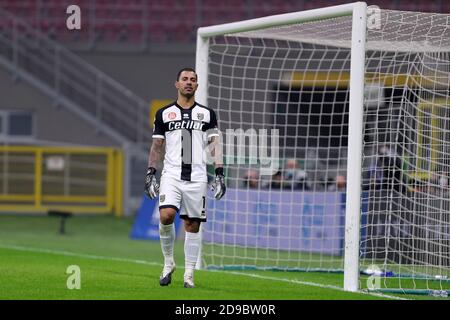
[123,22,144,43]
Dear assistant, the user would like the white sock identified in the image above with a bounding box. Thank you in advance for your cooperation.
[184,231,201,277]
[159,223,175,266]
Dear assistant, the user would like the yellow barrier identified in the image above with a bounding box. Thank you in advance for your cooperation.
[0,146,124,216]
[416,98,449,175]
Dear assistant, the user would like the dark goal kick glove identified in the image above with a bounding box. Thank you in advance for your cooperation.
[144,167,159,199]
[212,167,226,200]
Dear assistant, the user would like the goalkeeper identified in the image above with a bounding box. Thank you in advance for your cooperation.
[145,67,225,288]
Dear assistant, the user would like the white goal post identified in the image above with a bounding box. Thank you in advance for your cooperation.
[195,2,450,295]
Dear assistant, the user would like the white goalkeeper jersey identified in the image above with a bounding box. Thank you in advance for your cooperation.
[152,101,219,182]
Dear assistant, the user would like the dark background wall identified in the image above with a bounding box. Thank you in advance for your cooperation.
[77,48,197,103]
[0,66,118,146]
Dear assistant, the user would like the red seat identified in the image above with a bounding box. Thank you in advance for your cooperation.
[171,22,195,43]
[147,21,168,43]
[29,20,51,34]
[124,23,144,43]
[94,21,120,42]
[395,0,440,12]
[443,1,450,13]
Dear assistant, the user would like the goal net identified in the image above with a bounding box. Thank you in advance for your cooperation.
[197,3,450,295]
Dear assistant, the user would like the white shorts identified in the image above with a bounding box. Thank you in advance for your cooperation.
[159,175,208,221]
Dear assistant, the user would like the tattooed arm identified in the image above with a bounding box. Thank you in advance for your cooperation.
[148,138,165,169]
[209,135,223,170]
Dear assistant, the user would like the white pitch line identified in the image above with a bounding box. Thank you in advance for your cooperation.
[219,270,408,300]
[0,243,160,267]
[0,243,407,300]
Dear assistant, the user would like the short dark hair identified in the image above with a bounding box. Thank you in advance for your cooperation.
[177,67,197,81]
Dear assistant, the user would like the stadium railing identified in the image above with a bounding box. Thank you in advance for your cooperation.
[0,6,152,146]
[0,6,152,214]
[0,145,123,216]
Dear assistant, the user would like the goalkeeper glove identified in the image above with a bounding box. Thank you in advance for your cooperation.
[144,167,159,199]
[212,167,226,200]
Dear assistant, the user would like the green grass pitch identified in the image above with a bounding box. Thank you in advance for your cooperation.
[0,214,445,300]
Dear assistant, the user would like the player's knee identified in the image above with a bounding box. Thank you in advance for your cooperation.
[184,219,200,233]
[160,208,176,224]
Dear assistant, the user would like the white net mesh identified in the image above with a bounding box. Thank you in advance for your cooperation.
[201,7,450,294]
[361,9,450,295]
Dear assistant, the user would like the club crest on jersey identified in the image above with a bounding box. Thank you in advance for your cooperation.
[168,112,176,120]
[197,113,204,120]
[160,194,165,202]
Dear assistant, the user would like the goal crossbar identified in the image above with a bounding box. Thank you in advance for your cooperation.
[197,2,360,38]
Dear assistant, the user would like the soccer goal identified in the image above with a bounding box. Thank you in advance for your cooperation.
[195,2,450,296]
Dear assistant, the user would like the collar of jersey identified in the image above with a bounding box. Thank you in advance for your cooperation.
[175,101,196,110]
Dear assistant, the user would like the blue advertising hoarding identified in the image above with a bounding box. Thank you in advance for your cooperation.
[130,195,182,240]
[203,189,346,256]
[131,189,346,256]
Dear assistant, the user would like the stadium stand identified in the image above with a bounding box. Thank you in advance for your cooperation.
[0,0,448,47]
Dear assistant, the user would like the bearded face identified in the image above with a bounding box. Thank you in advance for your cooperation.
[176,71,198,99]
